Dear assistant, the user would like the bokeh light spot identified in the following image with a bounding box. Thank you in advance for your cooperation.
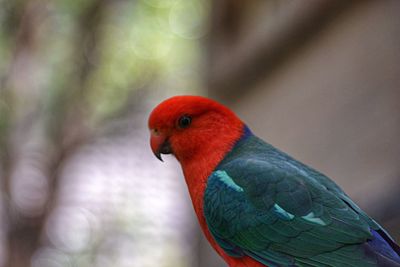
[169,0,208,39]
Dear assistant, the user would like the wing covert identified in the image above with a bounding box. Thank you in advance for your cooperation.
[204,157,375,266]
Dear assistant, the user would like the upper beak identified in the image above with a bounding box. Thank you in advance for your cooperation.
[150,132,172,162]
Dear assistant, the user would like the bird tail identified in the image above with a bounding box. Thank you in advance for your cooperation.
[364,229,400,266]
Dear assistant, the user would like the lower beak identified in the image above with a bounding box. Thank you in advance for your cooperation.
[150,134,172,162]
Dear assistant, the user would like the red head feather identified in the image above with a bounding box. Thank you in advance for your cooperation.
[148,95,244,167]
[148,95,244,204]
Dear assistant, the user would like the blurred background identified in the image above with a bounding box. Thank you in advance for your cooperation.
[0,0,399,267]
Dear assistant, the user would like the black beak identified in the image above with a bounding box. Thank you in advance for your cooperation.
[154,139,172,162]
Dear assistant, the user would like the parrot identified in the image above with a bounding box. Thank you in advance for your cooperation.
[148,95,400,267]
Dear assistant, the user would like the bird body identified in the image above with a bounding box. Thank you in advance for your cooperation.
[148,96,400,267]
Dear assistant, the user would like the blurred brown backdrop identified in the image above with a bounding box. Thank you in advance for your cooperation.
[0,1,399,267]
[205,0,400,266]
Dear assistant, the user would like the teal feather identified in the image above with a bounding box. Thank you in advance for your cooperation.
[203,132,400,266]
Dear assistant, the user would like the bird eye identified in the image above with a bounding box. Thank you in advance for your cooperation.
[178,115,192,129]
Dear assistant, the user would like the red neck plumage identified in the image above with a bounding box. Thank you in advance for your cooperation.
[178,118,244,224]
[177,118,245,261]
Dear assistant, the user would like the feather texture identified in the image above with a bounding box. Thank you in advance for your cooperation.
[148,96,400,267]
[204,131,400,267]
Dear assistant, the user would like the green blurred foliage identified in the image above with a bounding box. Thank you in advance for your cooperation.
[88,0,208,118]
[0,0,208,266]
[0,0,207,127]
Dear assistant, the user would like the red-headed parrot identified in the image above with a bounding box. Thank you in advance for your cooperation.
[148,95,400,267]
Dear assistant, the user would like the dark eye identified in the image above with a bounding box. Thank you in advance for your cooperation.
[178,115,192,129]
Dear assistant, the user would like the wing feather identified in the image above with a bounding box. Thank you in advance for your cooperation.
[204,157,376,266]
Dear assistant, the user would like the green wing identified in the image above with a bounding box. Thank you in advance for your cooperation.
[204,138,382,267]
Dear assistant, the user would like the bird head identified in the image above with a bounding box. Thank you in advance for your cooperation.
[148,96,245,164]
